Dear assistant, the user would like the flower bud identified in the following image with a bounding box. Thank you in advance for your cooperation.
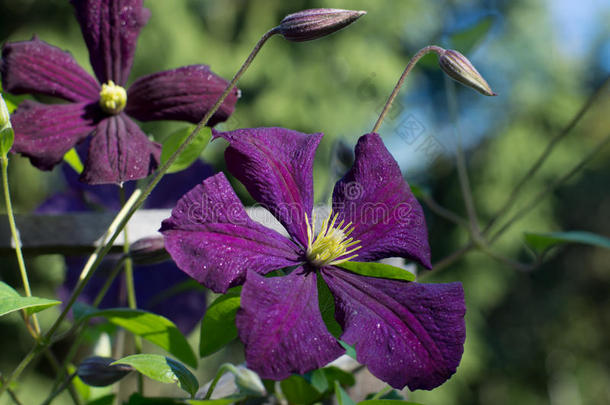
[232,366,266,397]
[0,95,11,131]
[278,8,366,42]
[129,236,169,265]
[438,49,496,96]
[77,356,133,387]
[0,95,14,157]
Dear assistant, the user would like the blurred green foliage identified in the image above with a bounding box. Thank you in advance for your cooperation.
[1,0,610,404]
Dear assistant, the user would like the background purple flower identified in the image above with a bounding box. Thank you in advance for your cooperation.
[1,0,239,185]
[38,160,214,334]
[161,128,466,390]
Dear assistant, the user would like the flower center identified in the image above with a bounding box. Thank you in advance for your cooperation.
[305,211,361,267]
[99,81,127,115]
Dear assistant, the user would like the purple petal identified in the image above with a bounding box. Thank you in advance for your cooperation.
[214,127,322,247]
[71,0,150,85]
[1,38,100,102]
[236,269,344,379]
[125,65,239,127]
[80,114,161,185]
[11,100,101,170]
[322,269,465,390]
[160,173,301,293]
[332,133,431,267]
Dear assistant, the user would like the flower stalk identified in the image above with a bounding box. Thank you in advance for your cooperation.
[119,187,143,394]
[1,145,41,335]
[372,45,496,133]
[372,45,444,133]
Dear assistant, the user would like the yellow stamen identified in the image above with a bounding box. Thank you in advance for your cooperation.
[305,211,361,267]
[99,80,127,115]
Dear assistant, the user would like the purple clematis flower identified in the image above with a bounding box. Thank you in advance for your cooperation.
[1,0,239,185]
[160,128,466,390]
[38,160,214,334]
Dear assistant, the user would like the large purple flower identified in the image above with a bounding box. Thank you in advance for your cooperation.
[161,128,466,390]
[1,0,239,185]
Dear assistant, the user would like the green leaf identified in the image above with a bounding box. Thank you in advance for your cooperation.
[280,375,322,405]
[311,366,356,394]
[358,401,423,405]
[310,369,330,393]
[524,231,610,253]
[187,397,246,405]
[337,261,415,282]
[339,341,357,360]
[199,292,240,357]
[161,126,211,174]
[0,281,61,317]
[0,127,14,157]
[63,148,84,174]
[113,354,199,398]
[317,274,342,338]
[323,366,356,389]
[335,381,356,405]
[86,394,115,405]
[450,16,494,54]
[77,306,197,368]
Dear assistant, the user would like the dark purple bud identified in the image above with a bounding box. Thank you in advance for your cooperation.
[438,49,496,96]
[77,356,133,387]
[129,236,170,265]
[278,8,366,42]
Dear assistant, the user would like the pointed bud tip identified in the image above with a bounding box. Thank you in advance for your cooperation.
[278,8,367,42]
[438,49,496,96]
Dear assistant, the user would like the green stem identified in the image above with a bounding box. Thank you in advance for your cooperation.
[1,375,23,405]
[419,188,469,227]
[7,388,22,405]
[483,76,610,235]
[1,155,40,334]
[43,352,81,405]
[41,372,77,405]
[418,242,475,281]
[119,187,143,394]
[370,385,393,400]
[445,76,480,236]
[0,27,279,399]
[59,257,126,370]
[372,45,444,133]
[488,132,610,245]
[477,243,533,272]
